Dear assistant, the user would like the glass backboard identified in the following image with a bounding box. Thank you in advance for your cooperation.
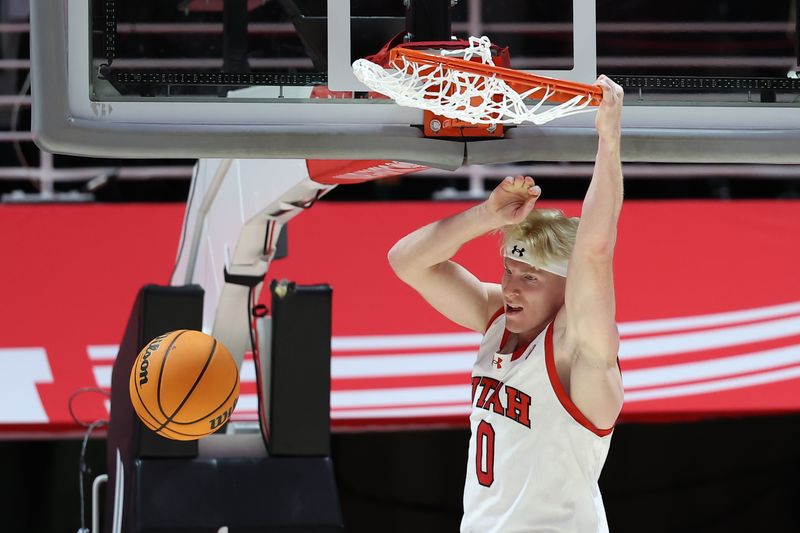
[31,0,800,164]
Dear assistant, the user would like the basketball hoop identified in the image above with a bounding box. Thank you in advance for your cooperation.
[353,36,603,127]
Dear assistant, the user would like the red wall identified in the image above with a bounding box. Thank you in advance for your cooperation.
[1,200,799,434]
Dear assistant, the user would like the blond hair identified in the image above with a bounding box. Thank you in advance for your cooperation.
[500,208,579,266]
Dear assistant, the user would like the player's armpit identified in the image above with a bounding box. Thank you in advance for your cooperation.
[397,260,503,333]
[568,346,624,430]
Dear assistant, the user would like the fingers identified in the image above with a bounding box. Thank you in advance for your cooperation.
[491,175,542,224]
[593,75,623,140]
[595,74,624,103]
[518,191,540,222]
[513,175,530,191]
[504,175,541,196]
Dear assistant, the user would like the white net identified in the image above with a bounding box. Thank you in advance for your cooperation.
[352,36,597,126]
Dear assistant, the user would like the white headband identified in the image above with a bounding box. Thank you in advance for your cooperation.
[504,240,568,277]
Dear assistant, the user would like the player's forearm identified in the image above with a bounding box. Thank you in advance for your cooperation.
[388,202,502,278]
[576,138,623,256]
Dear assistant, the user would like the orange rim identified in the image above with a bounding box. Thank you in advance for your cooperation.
[390,47,603,106]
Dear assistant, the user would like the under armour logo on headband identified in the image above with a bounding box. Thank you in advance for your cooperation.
[505,240,568,277]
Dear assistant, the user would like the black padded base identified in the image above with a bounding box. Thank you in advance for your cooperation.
[133,456,343,532]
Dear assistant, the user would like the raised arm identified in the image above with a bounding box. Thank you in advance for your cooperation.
[563,75,625,428]
[389,176,541,332]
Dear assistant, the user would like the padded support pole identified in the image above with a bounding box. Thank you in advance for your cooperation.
[262,281,333,456]
[104,284,342,533]
[105,285,205,533]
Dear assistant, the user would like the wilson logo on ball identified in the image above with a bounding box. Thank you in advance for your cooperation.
[138,332,169,386]
[209,401,237,431]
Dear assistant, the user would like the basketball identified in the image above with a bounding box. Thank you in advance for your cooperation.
[129,330,240,441]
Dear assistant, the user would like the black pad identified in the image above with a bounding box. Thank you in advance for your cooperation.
[105,284,205,533]
[263,282,332,456]
[134,456,343,532]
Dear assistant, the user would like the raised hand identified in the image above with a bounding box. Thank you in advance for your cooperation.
[485,175,541,226]
[594,75,623,143]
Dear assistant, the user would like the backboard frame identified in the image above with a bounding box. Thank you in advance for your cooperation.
[31,0,466,167]
[30,0,800,164]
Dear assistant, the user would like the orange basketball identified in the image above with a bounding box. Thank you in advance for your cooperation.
[129,330,240,441]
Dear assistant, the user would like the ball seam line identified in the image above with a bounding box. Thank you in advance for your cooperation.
[155,337,218,433]
[131,331,188,431]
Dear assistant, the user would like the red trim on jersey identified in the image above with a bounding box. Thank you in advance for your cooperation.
[489,310,537,362]
[485,307,505,333]
[499,328,535,362]
[544,323,615,437]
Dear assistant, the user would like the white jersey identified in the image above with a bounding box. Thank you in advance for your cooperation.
[461,312,614,533]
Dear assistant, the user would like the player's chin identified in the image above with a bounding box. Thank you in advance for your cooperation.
[505,310,539,332]
[504,312,526,332]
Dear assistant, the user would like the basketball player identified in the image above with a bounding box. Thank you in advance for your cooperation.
[388,75,625,532]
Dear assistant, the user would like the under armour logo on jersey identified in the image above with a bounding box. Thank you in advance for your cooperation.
[511,245,525,257]
[492,357,503,369]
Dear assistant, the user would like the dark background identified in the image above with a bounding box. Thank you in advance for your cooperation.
[2,416,800,532]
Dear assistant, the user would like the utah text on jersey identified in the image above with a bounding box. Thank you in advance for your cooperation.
[471,376,531,428]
